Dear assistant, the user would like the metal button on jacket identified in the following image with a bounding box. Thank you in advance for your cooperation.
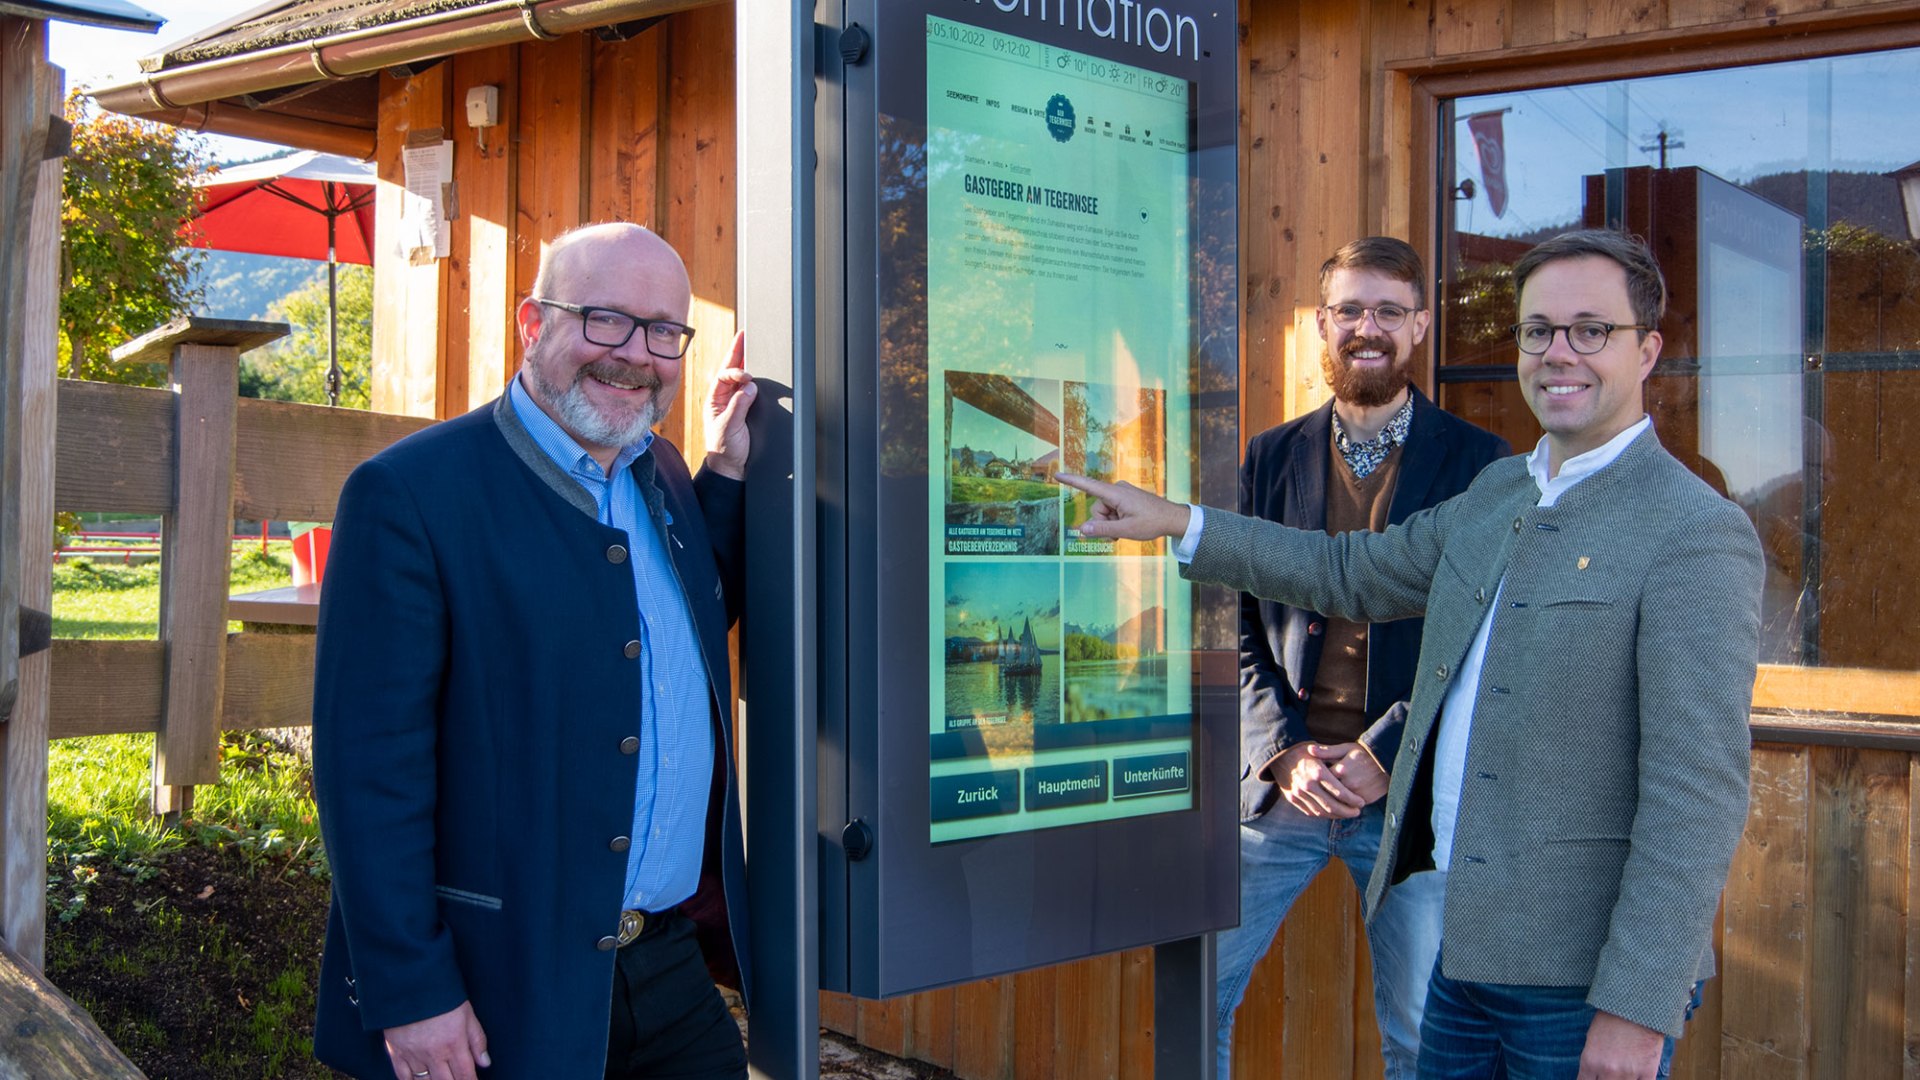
[1435,664,1450,679]
[619,736,640,754]
[1513,517,1524,532]
[1474,587,1486,603]
[609,835,631,853]
[606,544,628,564]
[623,639,642,660]
[596,935,620,951]
[1307,620,1323,635]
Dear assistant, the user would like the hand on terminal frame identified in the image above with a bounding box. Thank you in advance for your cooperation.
[703,330,757,480]
[1054,472,1191,541]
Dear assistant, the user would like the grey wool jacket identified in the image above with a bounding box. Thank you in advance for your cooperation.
[1186,426,1763,1038]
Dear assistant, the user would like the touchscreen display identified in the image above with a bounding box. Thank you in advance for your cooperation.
[923,14,1197,843]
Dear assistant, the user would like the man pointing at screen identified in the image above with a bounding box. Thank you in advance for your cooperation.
[1060,230,1761,1079]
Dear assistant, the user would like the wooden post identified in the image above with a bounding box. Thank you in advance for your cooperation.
[111,318,288,819]
[0,46,59,971]
[0,15,57,970]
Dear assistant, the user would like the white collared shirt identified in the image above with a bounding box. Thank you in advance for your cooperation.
[1428,416,1650,870]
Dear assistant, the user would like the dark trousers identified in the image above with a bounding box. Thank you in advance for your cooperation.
[604,912,747,1080]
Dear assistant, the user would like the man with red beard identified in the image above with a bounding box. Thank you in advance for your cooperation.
[311,223,759,1080]
[1214,237,1507,1077]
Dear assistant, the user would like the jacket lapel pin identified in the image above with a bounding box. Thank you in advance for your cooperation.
[1577,556,1591,570]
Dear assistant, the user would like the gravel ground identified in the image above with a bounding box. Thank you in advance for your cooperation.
[723,991,955,1079]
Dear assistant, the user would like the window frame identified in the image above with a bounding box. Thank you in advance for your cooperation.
[1392,13,1920,725]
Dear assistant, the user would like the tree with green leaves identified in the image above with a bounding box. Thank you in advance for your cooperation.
[59,91,205,385]
[239,264,372,408]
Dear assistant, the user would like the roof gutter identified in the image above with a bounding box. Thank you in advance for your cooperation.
[88,0,711,158]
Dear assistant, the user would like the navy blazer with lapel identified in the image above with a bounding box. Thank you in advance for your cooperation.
[310,396,748,1079]
[1238,389,1508,820]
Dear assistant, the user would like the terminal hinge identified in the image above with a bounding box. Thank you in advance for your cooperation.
[842,819,874,861]
[838,24,871,66]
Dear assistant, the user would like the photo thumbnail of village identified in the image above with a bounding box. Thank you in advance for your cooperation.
[942,371,1062,556]
[1062,560,1170,724]
[942,562,1061,746]
[1063,380,1167,557]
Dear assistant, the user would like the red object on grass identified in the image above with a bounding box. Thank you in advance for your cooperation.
[291,527,332,587]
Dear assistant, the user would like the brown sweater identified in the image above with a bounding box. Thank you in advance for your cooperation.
[1303,430,1403,746]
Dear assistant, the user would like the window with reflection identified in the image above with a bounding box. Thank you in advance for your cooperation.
[1438,47,1920,687]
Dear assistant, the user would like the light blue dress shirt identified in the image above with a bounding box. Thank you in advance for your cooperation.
[508,376,714,913]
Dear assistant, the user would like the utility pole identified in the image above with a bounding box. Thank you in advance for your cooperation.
[1639,125,1685,169]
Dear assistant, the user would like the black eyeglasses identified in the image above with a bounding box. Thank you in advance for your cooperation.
[535,299,695,359]
[1323,303,1419,333]
[1510,321,1652,356]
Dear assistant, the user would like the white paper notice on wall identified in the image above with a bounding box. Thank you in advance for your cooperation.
[400,136,454,263]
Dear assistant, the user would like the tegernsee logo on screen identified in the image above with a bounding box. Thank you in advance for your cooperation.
[1045,94,1075,141]
[951,0,1203,60]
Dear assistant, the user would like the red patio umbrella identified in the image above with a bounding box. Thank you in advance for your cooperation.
[185,150,376,406]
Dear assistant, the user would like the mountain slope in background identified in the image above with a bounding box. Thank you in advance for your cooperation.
[193,250,324,321]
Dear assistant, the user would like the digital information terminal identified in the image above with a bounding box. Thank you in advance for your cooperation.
[819,0,1242,999]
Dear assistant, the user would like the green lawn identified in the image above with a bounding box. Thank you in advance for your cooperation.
[45,546,333,1077]
[47,546,326,897]
[950,474,1058,504]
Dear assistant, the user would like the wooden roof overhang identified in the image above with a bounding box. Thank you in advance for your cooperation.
[86,0,715,159]
[0,0,161,31]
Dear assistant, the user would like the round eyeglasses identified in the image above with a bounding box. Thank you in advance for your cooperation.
[535,299,696,359]
[1510,321,1652,356]
[1322,303,1419,333]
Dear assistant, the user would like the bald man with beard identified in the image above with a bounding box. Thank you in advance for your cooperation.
[311,223,759,1080]
[1214,238,1508,1078]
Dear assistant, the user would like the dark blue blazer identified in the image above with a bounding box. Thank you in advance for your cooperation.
[310,397,747,1079]
[1238,389,1507,820]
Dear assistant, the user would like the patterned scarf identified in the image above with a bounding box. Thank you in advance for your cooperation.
[1331,395,1413,480]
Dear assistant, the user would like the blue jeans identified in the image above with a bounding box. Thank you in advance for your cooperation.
[1215,800,1444,1079]
[1417,952,1696,1079]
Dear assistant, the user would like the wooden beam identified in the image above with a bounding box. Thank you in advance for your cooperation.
[1282,870,1358,1080]
[0,938,146,1077]
[1,90,59,972]
[660,1,736,464]
[513,31,589,339]
[47,634,316,740]
[448,45,518,413]
[47,640,161,739]
[1720,744,1811,1077]
[371,65,449,419]
[1808,747,1907,1079]
[220,633,316,732]
[0,28,58,971]
[231,396,433,521]
[1908,756,1920,1080]
[1752,665,1920,720]
[0,13,51,740]
[151,341,241,811]
[52,380,173,516]
[108,316,287,367]
[588,27,664,228]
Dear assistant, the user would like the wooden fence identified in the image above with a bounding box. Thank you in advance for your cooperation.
[47,319,429,763]
[823,729,1920,1080]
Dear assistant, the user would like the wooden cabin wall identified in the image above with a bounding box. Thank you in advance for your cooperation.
[833,0,1920,1076]
[826,737,1919,1080]
[369,2,735,477]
